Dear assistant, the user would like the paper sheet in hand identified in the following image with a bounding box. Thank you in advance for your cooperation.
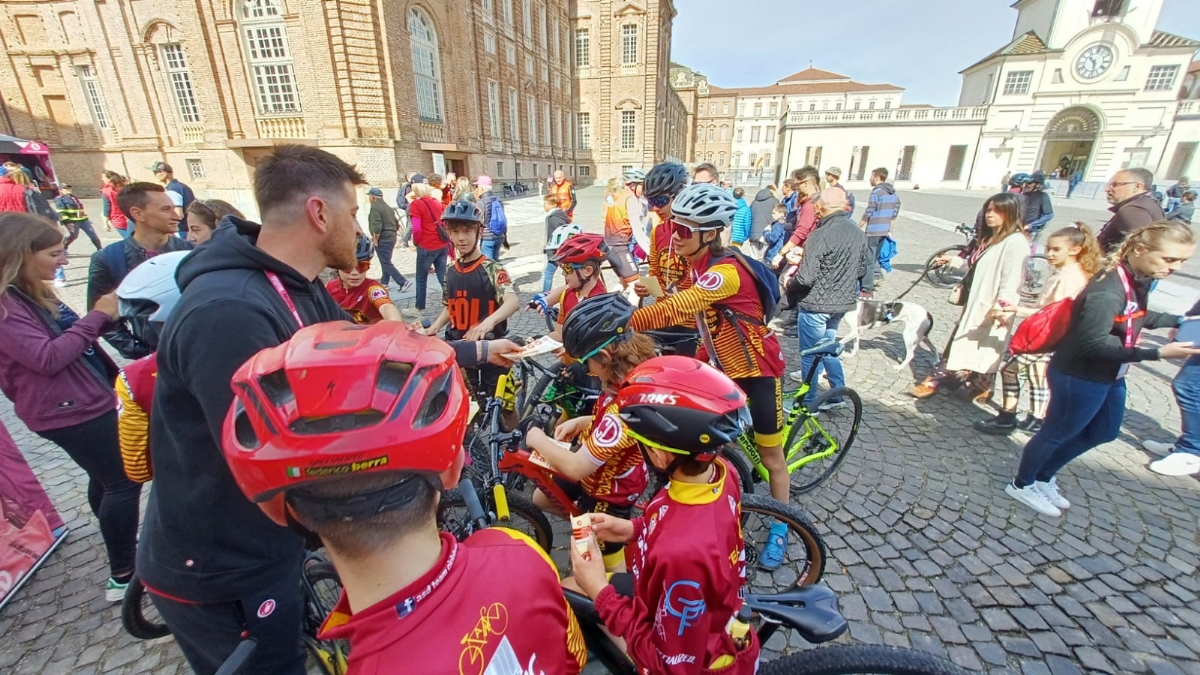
[513,336,562,358]
[639,275,664,297]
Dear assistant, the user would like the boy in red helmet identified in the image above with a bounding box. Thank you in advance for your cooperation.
[534,233,610,344]
[221,321,586,674]
[567,355,760,674]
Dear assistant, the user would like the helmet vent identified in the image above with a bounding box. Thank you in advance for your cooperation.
[412,370,452,429]
[258,370,295,407]
[290,411,385,435]
[376,361,414,396]
[234,407,259,449]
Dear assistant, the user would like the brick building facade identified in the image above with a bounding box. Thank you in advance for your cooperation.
[1,0,688,214]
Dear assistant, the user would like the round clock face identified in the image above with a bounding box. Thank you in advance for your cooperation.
[1075,44,1115,80]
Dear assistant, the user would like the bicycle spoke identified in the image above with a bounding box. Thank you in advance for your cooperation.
[739,497,826,593]
[785,389,860,494]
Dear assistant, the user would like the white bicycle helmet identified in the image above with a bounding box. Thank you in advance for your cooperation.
[669,183,738,229]
[623,168,647,184]
[546,222,583,251]
[117,250,189,348]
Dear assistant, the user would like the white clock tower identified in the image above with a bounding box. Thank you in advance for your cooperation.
[959,0,1198,185]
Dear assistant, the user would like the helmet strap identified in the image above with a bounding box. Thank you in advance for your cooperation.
[285,472,439,525]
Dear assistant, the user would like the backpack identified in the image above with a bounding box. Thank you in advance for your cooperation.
[23,188,58,222]
[488,199,508,236]
[1008,297,1074,356]
[102,241,129,282]
[717,247,781,323]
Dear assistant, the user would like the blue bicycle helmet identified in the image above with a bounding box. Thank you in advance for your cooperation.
[443,200,483,225]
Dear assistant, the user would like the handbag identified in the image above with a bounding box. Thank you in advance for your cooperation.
[946,246,985,307]
[1009,297,1074,355]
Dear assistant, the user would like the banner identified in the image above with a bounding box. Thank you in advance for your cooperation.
[0,420,68,611]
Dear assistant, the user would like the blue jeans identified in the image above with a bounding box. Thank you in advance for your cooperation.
[481,238,501,261]
[1169,356,1200,457]
[797,311,845,405]
[1014,367,1125,487]
[542,259,556,292]
[375,236,408,287]
[1167,198,1182,214]
[414,246,447,310]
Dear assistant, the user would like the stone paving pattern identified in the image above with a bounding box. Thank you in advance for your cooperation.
[1,187,1198,674]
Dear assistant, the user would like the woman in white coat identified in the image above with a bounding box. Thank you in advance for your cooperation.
[912,192,1030,401]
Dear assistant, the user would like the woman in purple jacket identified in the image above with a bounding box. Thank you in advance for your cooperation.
[0,212,139,602]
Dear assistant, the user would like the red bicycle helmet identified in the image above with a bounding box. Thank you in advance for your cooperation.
[222,321,468,527]
[551,232,608,266]
[617,356,750,460]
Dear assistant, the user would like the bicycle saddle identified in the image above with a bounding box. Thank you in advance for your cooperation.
[799,340,843,359]
[744,584,847,644]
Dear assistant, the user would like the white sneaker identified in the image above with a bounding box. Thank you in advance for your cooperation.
[1033,478,1070,510]
[1005,482,1061,517]
[787,370,805,383]
[1149,452,1200,477]
[1141,439,1175,457]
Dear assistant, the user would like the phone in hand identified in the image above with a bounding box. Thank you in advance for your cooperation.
[1175,316,1200,345]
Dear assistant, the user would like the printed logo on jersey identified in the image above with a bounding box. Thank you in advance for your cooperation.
[459,602,509,675]
[591,413,624,448]
[696,270,724,291]
[496,269,512,287]
[664,580,706,635]
[368,286,389,302]
[257,599,276,618]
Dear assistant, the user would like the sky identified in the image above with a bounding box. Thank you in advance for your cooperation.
[671,0,1200,106]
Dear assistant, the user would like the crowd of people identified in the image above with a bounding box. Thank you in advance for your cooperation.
[1,144,1199,675]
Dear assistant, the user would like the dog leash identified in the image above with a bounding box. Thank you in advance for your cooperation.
[885,272,927,303]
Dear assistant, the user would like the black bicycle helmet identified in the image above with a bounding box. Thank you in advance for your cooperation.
[644,162,690,199]
[355,233,375,262]
[1009,172,1031,188]
[669,183,738,229]
[442,200,483,225]
[562,293,634,361]
[1027,170,1046,186]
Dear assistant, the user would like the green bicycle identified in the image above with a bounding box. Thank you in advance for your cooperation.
[730,340,862,494]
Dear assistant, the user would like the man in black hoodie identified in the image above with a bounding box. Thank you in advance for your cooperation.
[748,186,780,260]
[139,145,517,674]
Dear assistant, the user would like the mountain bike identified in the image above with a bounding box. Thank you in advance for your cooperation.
[121,550,349,675]
[923,223,975,288]
[725,341,862,495]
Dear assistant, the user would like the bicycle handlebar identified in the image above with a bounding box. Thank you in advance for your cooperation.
[457,479,490,533]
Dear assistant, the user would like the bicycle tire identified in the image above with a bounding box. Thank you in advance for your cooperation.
[757,644,970,675]
[519,372,557,429]
[440,488,555,552]
[301,560,349,675]
[785,387,862,494]
[739,494,826,592]
[923,245,966,288]
[1020,253,1052,303]
[462,427,496,487]
[121,574,171,640]
[720,445,757,496]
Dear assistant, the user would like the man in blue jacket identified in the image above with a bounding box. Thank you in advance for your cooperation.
[859,167,900,279]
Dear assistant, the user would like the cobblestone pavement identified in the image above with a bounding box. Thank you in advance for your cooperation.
[2,187,1198,674]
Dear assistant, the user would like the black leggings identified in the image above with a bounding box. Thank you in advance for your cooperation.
[37,410,141,577]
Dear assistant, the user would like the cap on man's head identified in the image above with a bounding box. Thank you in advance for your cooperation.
[366,187,383,197]
[411,173,427,184]
[825,167,842,178]
[474,175,493,188]
[150,161,173,174]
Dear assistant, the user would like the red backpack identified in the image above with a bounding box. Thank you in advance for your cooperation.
[1008,298,1074,355]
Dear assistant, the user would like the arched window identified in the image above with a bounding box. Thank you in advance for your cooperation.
[707,126,714,141]
[706,152,713,162]
[409,8,445,123]
[717,151,726,167]
[241,0,300,114]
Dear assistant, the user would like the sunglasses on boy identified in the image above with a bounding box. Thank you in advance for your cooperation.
[354,260,371,273]
[647,194,672,209]
[672,219,723,240]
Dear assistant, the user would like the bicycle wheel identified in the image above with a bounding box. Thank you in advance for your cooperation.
[301,560,348,675]
[1020,254,1052,303]
[121,574,170,640]
[462,427,496,487]
[758,644,970,675]
[739,494,826,592]
[923,245,965,288]
[720,445,757,496]
[440,488,555,552]
[784,387,862,494]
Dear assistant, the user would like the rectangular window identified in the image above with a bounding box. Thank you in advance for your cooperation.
[186,158,205,179]
[554,72,560,89]
[737,103,745,116]
[884,100,891,109]
[484,32,496,54]
[944,145,968,181]
[525,55,534,75]
[898,145,916,181]
[764,152,772,168]
[836,102,843,110]
[539,5,547,48]
[506,43,516,64]
[579,165,591,177]
[503,0,513,27]
[748,152,758,169]
[1002,70,1033,95]
[522,0,532,38]
[555,107,562,148]
[1166,142,1198,180]
[868,101,876,110]
[854,101,861,110]
[487,80,501,137]
[621,24,638,65]
[508,88,520,140]
[527,94,538,145]
[552,17,559,59]
[805,146,823,167]
[496,161,504,177]
[78,65,111,129]
[244,25,301,113]
[722,103,729,115]
[542,63,549,82]
[750,126,761,143]
[709,104,716,115]
[766,126,775,142]
[543,100,551,145]
[1052,68,1063,84]
[719,126,728,141]
[735,127,743,142]
[620,110,636,150]
[769,101,778,115]
[577,111,591,149]
[481,0,494,23]
[161,44,201,123]
[809,103,816,111]
[575,28,590,67]
[753,102,762,116]
[1146,65,1180,91]
[852,147,870,180]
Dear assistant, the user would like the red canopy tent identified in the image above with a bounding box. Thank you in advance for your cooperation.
[0,134,59,194]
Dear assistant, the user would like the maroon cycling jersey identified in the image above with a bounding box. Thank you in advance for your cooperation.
[320,529,586,674]
[594,458,759,674]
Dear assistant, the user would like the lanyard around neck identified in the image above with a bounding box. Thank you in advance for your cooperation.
[265,271,304,328]
[1114,265,1139,348]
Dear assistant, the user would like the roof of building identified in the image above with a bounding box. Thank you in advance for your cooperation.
[776,67,851,83]
[1148,30,1200,49]
[1190,60,1200,75]
[960,30,1049,72]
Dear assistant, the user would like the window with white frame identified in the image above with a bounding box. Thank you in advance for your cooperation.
[539,5,547,48]
[737,103,745,116]
[542,63,549,82]
[753,102,762,116]
[1145,65,1179,91]
[732,152,742,166]
[621,24,637,65]
[508,88,519,140]
[735,127,743,142]
[527,94,537,144]
[555,107,562,147]
[241,0,301,114]
[160,43,200,123]
[522,0,531,38]
[718,151,726,167]
[186,158,205,179]
[766,126,775,142]
[577,111,591,149]
[408,8,444,122]
[578,165,590,176]
[525,55,534,75]
[719,126,727,141]
[505,43,516,64]
[502,0,513,28]
[575,28,590,67]
[769,101,778,115]
[552,17,559,59]
[543,100,551,145]
[750,126,760,143]
[749,152,758,168]
[554,72,560,89]
[78,65,111,129]
[487,80,501,137]
[481,0,493,24]
[1002,70,1033,95]
[620,110,635,150]
[722,102,729,115]
[484,31,496,54]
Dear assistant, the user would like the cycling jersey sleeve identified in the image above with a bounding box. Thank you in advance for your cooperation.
[580,408,638,467]
[630,263,741,332]
[116,373,151,483]
[647,224,663,282]
[364,282,394,312]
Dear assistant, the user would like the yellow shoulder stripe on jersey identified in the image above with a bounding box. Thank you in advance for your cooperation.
[493,527,559,578]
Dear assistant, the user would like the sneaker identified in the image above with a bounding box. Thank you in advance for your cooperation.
[787,370,806,383]
[1033,478,1070,510]
[818,398,849,412]
[1141,439,1175,457]
[399,280,414,293]
[768,315,797,333]
[1005,482,1061,517]
[1017,416,1043,434]
[974,414,1017,436]
[105,578,129,602]
[759,522,790,571]
[1149,452,1200,476]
